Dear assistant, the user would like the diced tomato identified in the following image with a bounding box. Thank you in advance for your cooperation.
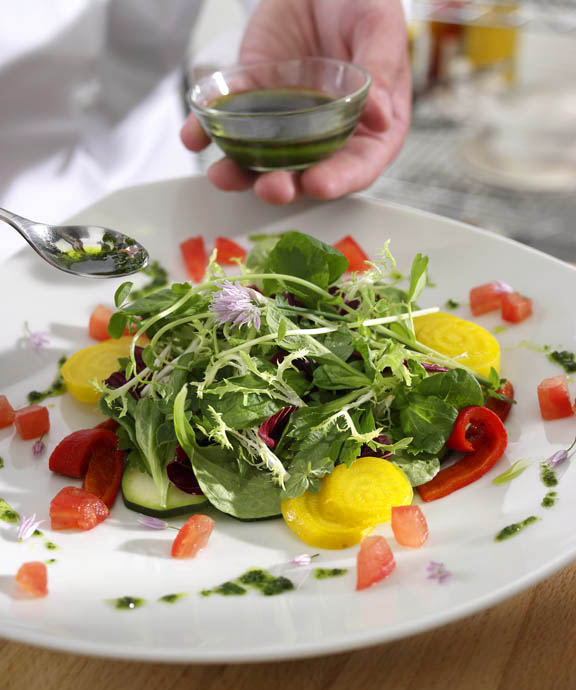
[94,419,119,432]
[356,535,396,591]
[180,236,208,283]
[83,449,124,508]
[485,380,515,423]
[391,505,429,548]
[469,281,513,316]
[214,237,247,265]
[16,562,48,598]
[50,486,109,530]
[501,292,533,324]
[0,395,15,429]
[537,375,574,421]
[333,235,370,273]
[171,514,215,559]
[14,405,50,440]
[49,428,118,479]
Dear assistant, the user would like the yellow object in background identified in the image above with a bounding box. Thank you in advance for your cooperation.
[464,5,518,84]
[414,311,500,377]
[61,336,135,403]
[281,457,413,550]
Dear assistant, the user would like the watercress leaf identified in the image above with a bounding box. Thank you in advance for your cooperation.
[141,346,158,370]
[171,282,192,295]
[114,281,133,308]
[398,394,458,454]
[408,253,429,304]
[246,233,285,273]
[122,288,181,316]
[412,369,483,409]
[489,367,501,390]
[107,312,128,339]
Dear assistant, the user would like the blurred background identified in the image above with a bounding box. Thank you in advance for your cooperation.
[192,0,576,261]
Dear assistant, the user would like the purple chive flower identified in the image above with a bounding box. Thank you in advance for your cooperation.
[291,553,318,567]
[137,515,169,530]
[18,514,44,542]
[25,323,49,351]
[426,561,452,584]
[210,280,266,330]
[32,437,46,458]
[544,437,576,469]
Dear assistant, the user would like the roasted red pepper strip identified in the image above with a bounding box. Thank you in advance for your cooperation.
[418,406,507,502]
[49,428,118,479]
[82,449,124,508]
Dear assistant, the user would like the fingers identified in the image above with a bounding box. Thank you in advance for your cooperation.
[207,159,300,205]
[180,114,211,152]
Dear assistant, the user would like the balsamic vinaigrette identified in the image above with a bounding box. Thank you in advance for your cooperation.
[209,87,355,171]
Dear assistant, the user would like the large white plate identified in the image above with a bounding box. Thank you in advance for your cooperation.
[1,177,575,663]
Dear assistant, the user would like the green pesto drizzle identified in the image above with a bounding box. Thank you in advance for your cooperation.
[45,559,57,565]
[32,529,44,538]
[0,498,19,523]
[492,324,507,335]
[202,568,296,598]
[445,299,459,310]
[495,516,539,541]
[540,462,558,488]
[109,596,145,610]
[44,541,59,551]
[201,581,247,598]
[27,355,67,404]
[541,491,558,508]
[158,593,188,604]
[549,350,576,374]
[0,457,4,469]
[314,568,347,580]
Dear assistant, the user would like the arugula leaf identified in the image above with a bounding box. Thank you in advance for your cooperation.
[408,253,429,304]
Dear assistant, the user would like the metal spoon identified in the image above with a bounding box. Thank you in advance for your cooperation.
[0,207,149,278]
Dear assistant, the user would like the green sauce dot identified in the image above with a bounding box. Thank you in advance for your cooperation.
[314,568,347,580]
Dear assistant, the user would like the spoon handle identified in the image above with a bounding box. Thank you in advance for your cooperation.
[0,207,37,239]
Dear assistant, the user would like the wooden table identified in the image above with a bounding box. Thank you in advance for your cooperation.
[2,561,576,690]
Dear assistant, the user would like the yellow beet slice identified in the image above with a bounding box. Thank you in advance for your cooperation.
[321,457,413,526]
[61,336,135,403]
[282,491,374,550]
[414,311,500,377]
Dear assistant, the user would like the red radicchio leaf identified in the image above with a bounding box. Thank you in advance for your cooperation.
[360,434,394,459]
[258,406,298,449]
[166,446,204,495]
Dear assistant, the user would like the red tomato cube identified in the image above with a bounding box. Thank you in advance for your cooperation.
[356,535,396,591]
[180,236,208,283]
[50,486,110,530]
[501,292,533,324]
[171,514,215,558]
[16,562,48,598]
[333,236,370,273]
[214,237,247,265]
[14,405,50,440]
[89,304,130,340]
[537,375,574,421]
[391,505,429,548]
[469,281,513,316]
[0,395,15,428]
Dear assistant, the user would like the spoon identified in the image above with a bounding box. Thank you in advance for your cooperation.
[0,207,149,278]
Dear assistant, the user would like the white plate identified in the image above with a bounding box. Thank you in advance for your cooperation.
[1,177,575,663]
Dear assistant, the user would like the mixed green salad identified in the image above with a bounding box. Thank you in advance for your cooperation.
[97,231,502,520]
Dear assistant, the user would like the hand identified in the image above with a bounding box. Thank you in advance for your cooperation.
[181,0,411,205]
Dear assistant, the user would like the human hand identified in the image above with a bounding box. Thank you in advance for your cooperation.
[181,0,411,205]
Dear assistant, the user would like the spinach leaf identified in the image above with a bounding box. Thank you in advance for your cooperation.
[391,455,440,486]
[412,369,483,409]
[398,394,458,454]
[312,362,371,391]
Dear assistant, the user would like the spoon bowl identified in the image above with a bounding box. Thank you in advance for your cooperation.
[0,207,149,278]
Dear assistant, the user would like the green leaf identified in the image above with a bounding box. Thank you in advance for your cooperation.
[277,317,288,343]
[412,369,483,409]
[408,253,429,304]
[320,329,355,361]
[266,232,348,303]
[312,363,371,391]
[107,312,129,339]
[391,455,440,486]
[114,281,133,308]
[189,441,282,519]
[398,394,458,454]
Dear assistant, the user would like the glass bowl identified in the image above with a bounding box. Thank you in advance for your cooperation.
[188,57,371,172]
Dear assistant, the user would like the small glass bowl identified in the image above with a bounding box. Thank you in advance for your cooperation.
[188,57,371,172]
